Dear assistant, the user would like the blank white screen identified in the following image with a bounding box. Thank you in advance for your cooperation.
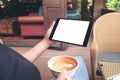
[52,19,90,45]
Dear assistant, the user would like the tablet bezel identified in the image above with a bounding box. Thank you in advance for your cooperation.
[49,18,93,47]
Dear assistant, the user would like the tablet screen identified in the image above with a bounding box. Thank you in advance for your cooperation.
[49,18,93,46]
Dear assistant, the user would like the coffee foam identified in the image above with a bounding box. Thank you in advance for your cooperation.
[48,55,78,72]
[52,61,74,71]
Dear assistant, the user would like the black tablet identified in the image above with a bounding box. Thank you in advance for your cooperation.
[49,18,93,47]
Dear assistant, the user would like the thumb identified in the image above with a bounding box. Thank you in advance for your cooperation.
[57,71,72,80]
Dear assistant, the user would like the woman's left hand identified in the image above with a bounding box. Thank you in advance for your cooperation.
[0,39,3,44]
[43,21,56,45]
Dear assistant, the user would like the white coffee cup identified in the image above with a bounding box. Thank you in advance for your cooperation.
[47,55,79,78]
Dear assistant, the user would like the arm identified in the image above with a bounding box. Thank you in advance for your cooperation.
[22,21,72,80]
[22,21,55,62]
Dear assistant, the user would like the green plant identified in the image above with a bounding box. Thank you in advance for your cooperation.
[106,0,120,10]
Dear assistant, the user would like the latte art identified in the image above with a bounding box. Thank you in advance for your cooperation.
[53,61,74,71]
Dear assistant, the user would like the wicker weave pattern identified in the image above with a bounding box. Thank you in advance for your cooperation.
[99,61,120,80]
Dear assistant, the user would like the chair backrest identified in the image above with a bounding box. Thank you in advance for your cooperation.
[93,12,120,53]
[91,12,120,80]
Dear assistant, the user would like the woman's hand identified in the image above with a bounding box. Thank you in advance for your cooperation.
[0,39,3,44]
[43,21,56,45]
[57,71,72,80]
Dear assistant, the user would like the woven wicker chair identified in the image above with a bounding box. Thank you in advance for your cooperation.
[90,12,120,80]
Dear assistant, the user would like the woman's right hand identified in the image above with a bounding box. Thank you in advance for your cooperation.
[57,71,72,80]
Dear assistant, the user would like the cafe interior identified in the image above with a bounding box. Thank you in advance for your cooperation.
[0,0,120,80]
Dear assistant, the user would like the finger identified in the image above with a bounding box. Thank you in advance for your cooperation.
[66,76,72,80]
[0,39,3,44]
[57,71,72,80]
[57,72,66,80]
[49,21,55,30]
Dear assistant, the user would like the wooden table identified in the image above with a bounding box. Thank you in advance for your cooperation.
[34,46,92,80]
